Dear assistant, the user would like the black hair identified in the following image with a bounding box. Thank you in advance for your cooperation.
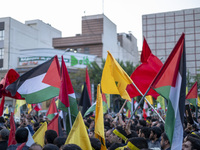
[90,138,101,150]
[139,120,146,127]
[62,144,82,150]
[15,127,28,143]
[43,143,59,150]
[161,132,170,144]
[128,137,148,149]
[45,130,58,144]
[150,126,162,139]
[109,143,125,150]
[53,136,67,148]
[141,127,150,139]
[186,136,200,150]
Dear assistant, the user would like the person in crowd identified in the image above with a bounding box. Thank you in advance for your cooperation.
[43,143,59,150]
[90,138,101,150]
[148,126,162,149]
[60,144,82,150]
[160,132,170,150]
[0,128,10,150]
[105,129,113,148]
[44,130,58,145]
[53,136,67,148]
[29,143,43,150]
[126,137,148,150]
[138,127,150,142]
[182,135,200,150]
[7,127,29,150]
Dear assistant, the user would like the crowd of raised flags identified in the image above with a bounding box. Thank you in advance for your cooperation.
[0,33,199,150]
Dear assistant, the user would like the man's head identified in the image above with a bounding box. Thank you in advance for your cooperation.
[149,126,162,141]
[45,130,58,144]
[15,127,28,143]
[182,136,200,150]
[139,127,150,139]
[160,132,170,150]
[62,144,82,150]
[43,143,59,150]
[88,128,94,138]
[109,129,122,144]
[53,137,67,148]
[105,129,112,144]
[29,143,43,150]
[90,138,101,150]
[0,128,9,141]
[127,137,148,150]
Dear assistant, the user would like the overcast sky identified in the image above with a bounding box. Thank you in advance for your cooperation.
[1,0,200,50]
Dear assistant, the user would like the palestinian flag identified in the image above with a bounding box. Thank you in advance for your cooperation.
[79,82,91,116]
[57,56,78,134]
[186,82,197,107]
[46,98,58,120]
[151,33,186,150]
[6,56,61,104]
[84,93,108,117]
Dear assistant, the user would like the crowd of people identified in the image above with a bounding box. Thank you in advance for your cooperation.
[0,111,200,150]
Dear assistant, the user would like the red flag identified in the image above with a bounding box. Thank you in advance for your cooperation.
[47,114,59,135]
[8,112,16,146]
[16,142,26,150]
[0,69,24,99]
[0,96,5,116]
[126,38,163,99]
[143,101,148,120]
[85,67,92,104]
[59,56,70,107]
[46,98,58,120]
[32,103,42,112]
[186,82,197,99]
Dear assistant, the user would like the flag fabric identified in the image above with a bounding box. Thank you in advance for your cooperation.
[0,96,5,116]
[14,99,26,120]
[134,100,139,110]
[84,94,108,117]
[25,127,35,147]
[198,96,200,107]
[57,56,78,134]
[6,56,61,104]
[79,82,91,116]
[186,82,197,107]
[95,84,106,150]
[126,100,132,118]
[8,112,16,146]
[102,93,108,113]
[157,96,166,112]
[145,95,154,105]
[27,104,32,114]
[16,142,26,150]
[47,114,63,136]
[46,98,58,120]
[101,51,132,101]
[126,38,163,99]
[65,112,92,150]
[32,103,42,112]
[0,69,23,99]
[143,101,148,120]
[32,122,47,147]
[85,67,92,103]
[151,33,186,150]
[105,94,110,108]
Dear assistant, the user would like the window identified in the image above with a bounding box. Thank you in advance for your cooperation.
[84,47,90,54]
[0,48,4,59]
[0,30,4,40]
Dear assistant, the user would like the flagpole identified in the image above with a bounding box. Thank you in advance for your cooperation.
[113,100,128,122]
[68,107,72,129]
[129,82,165,123]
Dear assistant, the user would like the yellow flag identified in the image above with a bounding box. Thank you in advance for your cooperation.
[101,51,132,101]
[14,100,26,119]
[198,96,200,107]
[27,104,32,114]
[65,112,92,150]
[145,95,153,105]
[33,122,47,147]
[95,84,107,150]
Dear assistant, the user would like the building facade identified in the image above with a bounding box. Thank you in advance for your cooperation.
[142,7,200,76]
[53,14,139,66]
[0,17,61,107]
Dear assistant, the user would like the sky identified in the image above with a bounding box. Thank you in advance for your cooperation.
[1,0,200,50]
